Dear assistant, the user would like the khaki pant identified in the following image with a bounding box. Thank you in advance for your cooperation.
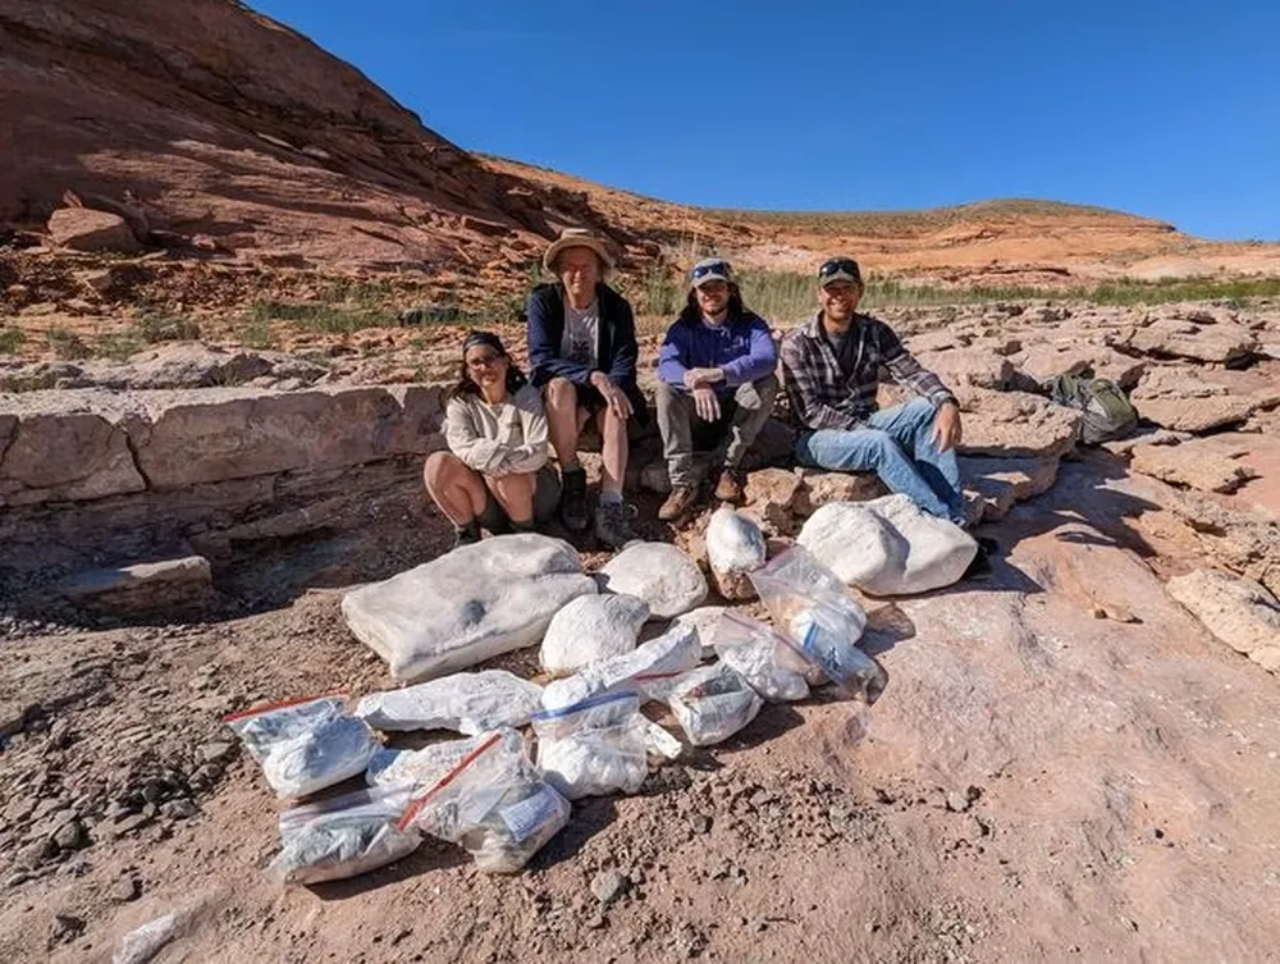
[654,373,779,487]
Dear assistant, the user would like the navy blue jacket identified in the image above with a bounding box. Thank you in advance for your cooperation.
[526,282,648,421]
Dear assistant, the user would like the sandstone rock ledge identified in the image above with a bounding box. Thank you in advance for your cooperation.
[0,385,446,581]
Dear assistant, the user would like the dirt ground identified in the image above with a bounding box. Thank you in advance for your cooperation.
[2,452,1279,964]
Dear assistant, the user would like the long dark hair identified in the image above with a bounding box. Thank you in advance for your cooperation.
[450,330,528,400]
[676,281,747,326]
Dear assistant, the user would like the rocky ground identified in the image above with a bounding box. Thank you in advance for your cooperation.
[1,296,1279,962]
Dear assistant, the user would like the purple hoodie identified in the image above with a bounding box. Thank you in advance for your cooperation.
[657,311,777,396]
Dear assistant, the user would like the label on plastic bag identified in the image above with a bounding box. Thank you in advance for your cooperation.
[499,784,562,843]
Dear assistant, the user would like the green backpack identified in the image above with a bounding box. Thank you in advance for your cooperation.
[1046,373,1138,445]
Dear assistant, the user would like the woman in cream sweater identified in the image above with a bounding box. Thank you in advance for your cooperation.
[424,331,561,548]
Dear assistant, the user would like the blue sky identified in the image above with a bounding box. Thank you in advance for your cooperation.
[249,0,1279,240]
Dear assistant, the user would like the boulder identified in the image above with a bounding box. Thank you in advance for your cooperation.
[1165,569,1280,672]
[1135,394,1263,434]
[1130,440,1259,494]
[56,555,213,614]
[959,390,1081,459]
[913,348,1013,391]
[597,542,707,619]
[120,344,275,389]
[341,534,597,682]
[539,593,650,678]
[1158,490,1280,598]
[798,494,978,596]
[705,507,767,602]
[1015,343,1147,390]
[743,468,809,517]
[0,411,146,506]
[959,456,1060,521]
[796,470,888,514]
[134,385,441,489]
[47,208,142,253]
[1120,318,1257,366]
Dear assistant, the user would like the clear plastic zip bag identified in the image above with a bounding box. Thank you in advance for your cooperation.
[225,694,378,799]
[398,729,570,873]
[269,784,420,886]
[530,692,648,800]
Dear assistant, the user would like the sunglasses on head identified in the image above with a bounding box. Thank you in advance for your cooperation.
[691,260,731,281]
[818,258,861,280]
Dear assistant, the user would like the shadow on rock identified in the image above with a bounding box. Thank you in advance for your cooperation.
[986,451,1164,559]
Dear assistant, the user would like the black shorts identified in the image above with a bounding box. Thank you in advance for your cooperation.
[476,465,561,532]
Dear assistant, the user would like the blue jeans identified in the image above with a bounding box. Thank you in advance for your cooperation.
[795,399,964,524]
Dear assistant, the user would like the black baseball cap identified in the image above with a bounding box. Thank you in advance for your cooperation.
[817,257,862,286]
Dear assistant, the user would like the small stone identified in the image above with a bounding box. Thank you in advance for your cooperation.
[16,837,57,870]
[52,818,85,851]
[690,814,712,835]
[110,874,141,902]
[108,812,152,838]
[1091,606,1108,619]
[6,872,32,888]
[584,913,607,930]
[3,795,37,823]
[198,741,235,765]
[161,798,197,820]
[47,718,74,749]
[49,913,85,946]
[945,791,972,813]
[590,870,629,907]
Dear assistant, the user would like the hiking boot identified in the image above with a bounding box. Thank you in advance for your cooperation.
[559,466,589,532]
[451,520,481,550]
[713,466,747,504]
[658,484,698,522]
[962,543,994,581]
[594,500,637,550]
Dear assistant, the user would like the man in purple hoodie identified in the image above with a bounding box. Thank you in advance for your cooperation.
[654,258,778,521]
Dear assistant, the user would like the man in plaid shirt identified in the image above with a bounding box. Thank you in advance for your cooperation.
[781,257,966,524]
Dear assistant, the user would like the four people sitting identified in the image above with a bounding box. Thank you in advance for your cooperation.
[425,231,969,548]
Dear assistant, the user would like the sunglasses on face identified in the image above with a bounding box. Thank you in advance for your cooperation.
[818,258,861,280]
[691,260,731,281]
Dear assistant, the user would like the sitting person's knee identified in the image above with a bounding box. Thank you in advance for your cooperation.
[423,450,456,484]
[544,377,576,409]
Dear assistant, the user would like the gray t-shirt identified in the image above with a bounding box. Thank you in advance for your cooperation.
[560,300,599,367]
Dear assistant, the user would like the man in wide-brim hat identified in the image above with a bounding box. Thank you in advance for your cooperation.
[525,228,646,549]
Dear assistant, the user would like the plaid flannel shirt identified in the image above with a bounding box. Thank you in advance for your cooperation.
[781,313,956,431]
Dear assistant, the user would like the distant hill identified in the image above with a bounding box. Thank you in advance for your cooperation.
[2,0,1277,293]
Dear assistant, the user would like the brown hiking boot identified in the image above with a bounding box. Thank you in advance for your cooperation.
[713,467,746,503]
[658,484,698,522]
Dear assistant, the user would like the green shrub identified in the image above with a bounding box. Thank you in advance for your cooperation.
[135,312,202,343]
[47,327,90,359]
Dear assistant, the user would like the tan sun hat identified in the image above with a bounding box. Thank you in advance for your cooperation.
[542,228,615,276]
